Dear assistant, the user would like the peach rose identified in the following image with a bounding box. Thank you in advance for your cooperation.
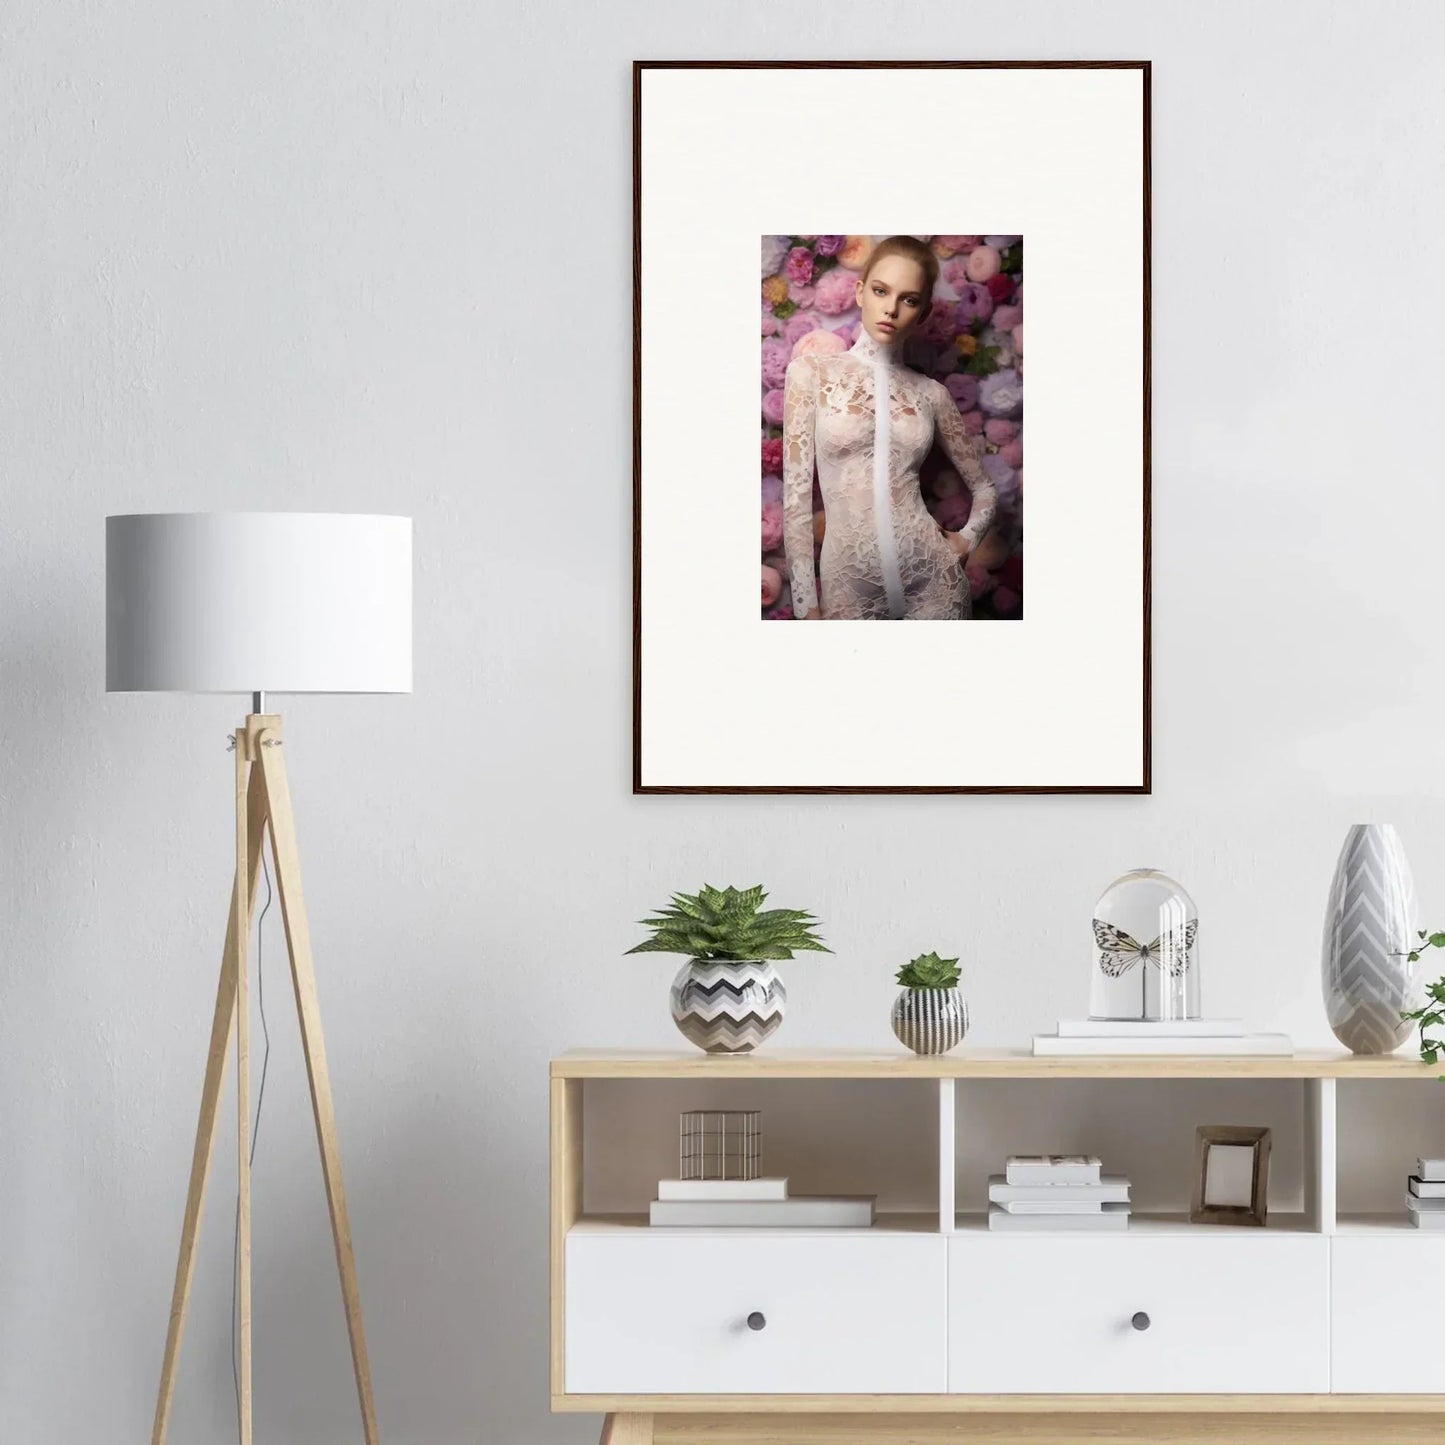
[761,565,783,608]
[837,235,875,270]
[964,245,1001,283]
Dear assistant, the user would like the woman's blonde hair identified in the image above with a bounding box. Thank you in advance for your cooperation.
[860,235,939,308]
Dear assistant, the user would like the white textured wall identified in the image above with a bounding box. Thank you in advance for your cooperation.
[5,2,1445,1441]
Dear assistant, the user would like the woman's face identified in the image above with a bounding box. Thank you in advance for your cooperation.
[855,254,931,345]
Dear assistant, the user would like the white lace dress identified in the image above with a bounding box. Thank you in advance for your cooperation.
[782,327,998,620]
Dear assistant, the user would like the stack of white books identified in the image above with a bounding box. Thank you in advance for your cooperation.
[986,1155,1131,1231]
[648,1176,875,1227]
[1407,1159,1445,1230]
[1032,1018,1294,1056]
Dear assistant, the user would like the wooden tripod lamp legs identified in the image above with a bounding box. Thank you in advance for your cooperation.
[151,715,380,1445]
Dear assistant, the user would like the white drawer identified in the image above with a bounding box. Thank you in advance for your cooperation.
[1332,1234,1445,1391]
[947,1232,1328,1393]
[565,1229,947,1394]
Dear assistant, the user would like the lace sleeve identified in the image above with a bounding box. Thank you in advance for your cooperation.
[781,355,819,617]
[932,384,997,552]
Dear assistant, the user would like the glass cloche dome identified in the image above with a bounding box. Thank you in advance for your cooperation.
[1090,868,1200,1021]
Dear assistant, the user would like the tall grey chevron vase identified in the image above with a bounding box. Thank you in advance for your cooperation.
[1321,823,1422,1055]
[670,959,787,1054]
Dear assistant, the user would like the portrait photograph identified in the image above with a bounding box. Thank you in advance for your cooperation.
[635,63,1148,793]
[760,233,1024,623]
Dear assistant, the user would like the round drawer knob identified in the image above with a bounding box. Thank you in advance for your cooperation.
[746,1311,767,1332]
[1131,1311,1151,1332]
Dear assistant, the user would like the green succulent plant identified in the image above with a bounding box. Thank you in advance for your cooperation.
[625,883,830,962]
[895,950,961,990]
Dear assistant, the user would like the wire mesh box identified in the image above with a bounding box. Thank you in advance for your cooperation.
[679,1110,761,1181]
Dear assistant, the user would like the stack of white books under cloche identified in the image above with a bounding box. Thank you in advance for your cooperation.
[987,1155,1130,1231]
[1407,1159,1445,1229]
[648,1176,876,1227]
[1032,1017,1294,1056]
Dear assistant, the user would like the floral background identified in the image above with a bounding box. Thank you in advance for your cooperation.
[761,234,1023,620]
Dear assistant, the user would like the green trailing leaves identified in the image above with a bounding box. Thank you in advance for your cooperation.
[1397,932,1445,1073]
[625,883,830,962]
[895,950,961,989]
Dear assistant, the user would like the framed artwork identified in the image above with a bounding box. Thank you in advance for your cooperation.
[1190,1125,1271,1227]
[633,61,1150,793]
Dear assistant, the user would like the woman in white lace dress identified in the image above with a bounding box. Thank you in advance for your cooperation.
[782,235,997,621]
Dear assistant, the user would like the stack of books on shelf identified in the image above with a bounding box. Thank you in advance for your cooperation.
[648,1175,876,1227]
[1407,1158,1445,1229]
[987,1154,1131,1231]
[1032,1017,1294,1056]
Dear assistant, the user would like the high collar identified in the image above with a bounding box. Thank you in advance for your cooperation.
[848,324,906,367]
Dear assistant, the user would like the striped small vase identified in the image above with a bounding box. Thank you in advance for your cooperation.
[670,959,787,1054]
[891,987,969,1055]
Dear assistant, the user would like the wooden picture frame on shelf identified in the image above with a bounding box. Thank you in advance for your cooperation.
[1191,1124,1271,1227]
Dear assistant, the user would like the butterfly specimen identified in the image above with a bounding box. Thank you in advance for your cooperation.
[1092,917,1199,977]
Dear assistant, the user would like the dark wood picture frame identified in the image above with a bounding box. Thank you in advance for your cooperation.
[632,60,1151,794]
[1190,1125,1272,1227]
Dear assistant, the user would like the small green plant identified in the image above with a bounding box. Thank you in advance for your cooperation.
[1397,929,1445,1077]
[895,950,961,989]
[625,883,830,962]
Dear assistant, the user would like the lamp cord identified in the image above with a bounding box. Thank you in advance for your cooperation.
[232,844,274,1441]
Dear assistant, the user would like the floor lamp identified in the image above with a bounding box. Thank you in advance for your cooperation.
[106,512,412,1445]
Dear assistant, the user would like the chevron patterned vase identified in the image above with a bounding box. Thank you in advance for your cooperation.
[1322,823,1421,1055]
[670,959,786,1054]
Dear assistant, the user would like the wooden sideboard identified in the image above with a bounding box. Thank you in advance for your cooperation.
[550,1048,1445,1444]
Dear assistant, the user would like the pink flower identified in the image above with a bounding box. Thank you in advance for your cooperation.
[941,258,973,293]
[761,339,791,390]
[933,236,981,257]
[792,328,847,359]
[813,267,860,315]
[761,389,786,426]
[785,246,815,286]
[945,374,980,409]
[953,281,994,325]
[1000,439,1023,469]
[784,311,824,347]
[993,303,1022,331]
[761,501,784,552]
[961,409,984,436]
[763,549,789,579]
[815,235,846,256]
[992,585,1021,615]
[761,565,783,608]
[984,418,1018,445]
[762,438,783,476]
[760,315,781,337]
[762,474,783,505]
[788,282,816,308]
[766,604,794,621]
[965,245,1001,283]
[917,298,958,343]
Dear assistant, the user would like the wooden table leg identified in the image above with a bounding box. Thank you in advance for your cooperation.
[599,1414,655,1445]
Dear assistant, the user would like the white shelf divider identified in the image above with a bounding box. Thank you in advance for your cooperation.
[938,1078,956,1234]
[1304,1076,1337,1234]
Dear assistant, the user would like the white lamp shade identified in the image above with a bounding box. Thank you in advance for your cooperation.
[106,512,412,694]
